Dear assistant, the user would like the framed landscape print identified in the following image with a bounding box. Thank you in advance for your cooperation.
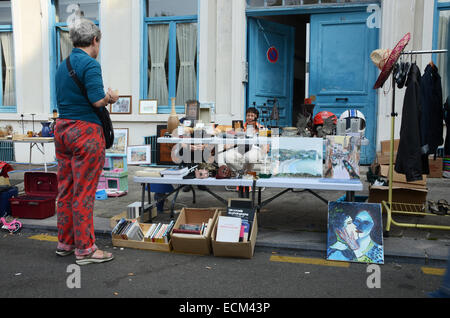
[106,128,128,154]
[110,96,132,114]
[127,145,151,165]
[270,137,323,178]
[139,99,158,114]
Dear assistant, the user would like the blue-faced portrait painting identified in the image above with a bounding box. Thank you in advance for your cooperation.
[327,201,384,264]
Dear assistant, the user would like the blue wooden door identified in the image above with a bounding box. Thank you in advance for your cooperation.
[248,18,295,127]
[310,11,379,164]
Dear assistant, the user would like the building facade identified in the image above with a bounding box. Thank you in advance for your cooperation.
[0,0,446,165]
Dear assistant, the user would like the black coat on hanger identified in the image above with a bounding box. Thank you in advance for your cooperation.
[420,63,444,157]
[444,98,450,156]
[395,63,430,182]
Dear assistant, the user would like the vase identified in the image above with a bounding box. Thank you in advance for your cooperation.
[41,122,52,137]
[167,97,179,134]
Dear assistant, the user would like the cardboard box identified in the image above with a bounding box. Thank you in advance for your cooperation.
[376,152,396,165]
[0,177,10,186]
[380,139,399,154]
[379,165,426,188]
[368,185,428,210]
[428,156,443,178]
[171,208,219,255]
[111,222,172,252]
[376,139,400,165]
[110,214,172,252]
[211,211,258,259]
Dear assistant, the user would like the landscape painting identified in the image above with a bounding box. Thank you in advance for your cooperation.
[327,201,384,264]
[271,137,323,177]
[324,136,360,180]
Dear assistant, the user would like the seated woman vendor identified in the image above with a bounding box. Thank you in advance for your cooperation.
[219,107,269,171]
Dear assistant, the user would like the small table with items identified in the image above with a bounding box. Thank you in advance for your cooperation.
[133,175,363,223]
[134,134,364,223]
[1,137,55,172]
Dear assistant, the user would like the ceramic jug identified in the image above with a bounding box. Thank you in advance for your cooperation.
[167,97,179,134]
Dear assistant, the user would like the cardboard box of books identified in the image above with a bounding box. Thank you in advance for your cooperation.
[111,217,175,252]
[211,199,258,259]
[170,208,219,255]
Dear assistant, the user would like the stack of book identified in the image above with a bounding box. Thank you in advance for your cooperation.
[160,167,190,179]
[216,199,255,243]
[143,220,175,243]
[112,219,144,241]
[172,219,213,238]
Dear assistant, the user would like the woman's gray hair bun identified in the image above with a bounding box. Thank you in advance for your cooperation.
[69,18,101,48]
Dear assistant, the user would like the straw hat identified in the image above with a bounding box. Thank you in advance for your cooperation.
[372,33,411,89]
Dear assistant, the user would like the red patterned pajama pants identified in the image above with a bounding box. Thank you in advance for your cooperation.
[54,119,105,256]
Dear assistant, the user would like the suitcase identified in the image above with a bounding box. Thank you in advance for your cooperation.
[0,185,19,217]
[10,172,58,219]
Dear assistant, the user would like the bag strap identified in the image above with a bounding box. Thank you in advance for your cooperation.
[66,55,96,108]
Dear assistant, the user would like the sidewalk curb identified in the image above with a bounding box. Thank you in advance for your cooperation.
[20,217,450,264]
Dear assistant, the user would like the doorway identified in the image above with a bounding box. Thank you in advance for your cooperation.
[247,10,379,164]
[247,14,308,129]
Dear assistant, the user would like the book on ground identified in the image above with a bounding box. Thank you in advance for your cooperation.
[216,216,242,243]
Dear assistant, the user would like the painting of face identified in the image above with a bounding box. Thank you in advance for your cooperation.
[327,201,384,264]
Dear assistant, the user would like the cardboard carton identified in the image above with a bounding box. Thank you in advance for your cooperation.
[171,208,219,255]
[380,139,399,154]
[377,139,400,165]
[428,156,443,178]
[379,165,427,188]
[211,211,258,259]
[110,212,172,252]
[368,185,428,211]
[376,152,396,165]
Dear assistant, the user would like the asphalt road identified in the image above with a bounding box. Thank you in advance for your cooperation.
[0,228,446,305]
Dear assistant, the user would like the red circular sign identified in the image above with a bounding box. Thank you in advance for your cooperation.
[267,47,279,63]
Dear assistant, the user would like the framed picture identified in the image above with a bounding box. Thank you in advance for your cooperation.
[324,136,361,180]
[127,145,151,165]
[110,96,132,114]
[185,101,199,121]
[106,128,128,154]
[327,201,384,264]
[270,137,323,178]
[139,99,158,114]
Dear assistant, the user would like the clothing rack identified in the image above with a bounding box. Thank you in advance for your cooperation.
[383,48,450,235]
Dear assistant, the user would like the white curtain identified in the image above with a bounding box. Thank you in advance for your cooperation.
[437,13,450,102]
[176,23,197,105]
[148,24,169,106]
[59,29,73,62]
[0,32,15,106]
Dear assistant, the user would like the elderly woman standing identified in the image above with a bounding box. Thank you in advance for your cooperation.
[54,18,118,265]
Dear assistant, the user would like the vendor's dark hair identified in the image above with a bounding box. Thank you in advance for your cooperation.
[246,107,259,119]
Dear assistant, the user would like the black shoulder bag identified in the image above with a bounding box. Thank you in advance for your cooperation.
[66,56,114,149]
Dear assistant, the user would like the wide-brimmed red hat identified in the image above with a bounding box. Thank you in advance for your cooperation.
[372,33,411,89]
